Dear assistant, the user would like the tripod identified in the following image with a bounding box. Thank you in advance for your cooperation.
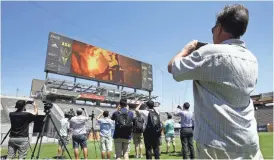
[30,109,72,160]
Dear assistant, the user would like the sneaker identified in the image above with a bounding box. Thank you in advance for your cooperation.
[139,154,143,158]
[135,155,139,158]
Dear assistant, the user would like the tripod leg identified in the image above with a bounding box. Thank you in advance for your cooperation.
[92,128,98,158]
[36,116,48,159]
[31,113,49,159]
[48,115,72,160]
[1,129,11,145]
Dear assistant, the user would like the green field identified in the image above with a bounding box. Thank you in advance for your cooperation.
[1,133,273,159]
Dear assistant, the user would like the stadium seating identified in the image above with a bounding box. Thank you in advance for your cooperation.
[255,107,273,125]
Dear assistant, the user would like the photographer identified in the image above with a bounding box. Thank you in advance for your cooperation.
[111,98,133,160]
[7,100,38,160]
[164,113,175,154]
[56,111,70,158]
[168,4,262,159]
[135,100,161,160]
[174,103,194,159]
[69,108,89,160]
[96,109,114,159]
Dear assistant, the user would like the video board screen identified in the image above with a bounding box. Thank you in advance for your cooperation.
[45,32,153,91]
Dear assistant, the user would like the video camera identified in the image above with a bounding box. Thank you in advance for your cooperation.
[43,101,53,113]
[89,111,95,120]
[65,109,76,119]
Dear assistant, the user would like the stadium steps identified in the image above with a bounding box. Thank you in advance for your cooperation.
[255,108,273,125]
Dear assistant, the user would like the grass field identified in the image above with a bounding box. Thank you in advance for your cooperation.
[1,133,273,159]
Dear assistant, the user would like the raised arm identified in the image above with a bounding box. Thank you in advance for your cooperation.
[33,101,38,115]
[168,40,199,73]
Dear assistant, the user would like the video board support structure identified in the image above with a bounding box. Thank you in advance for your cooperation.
[134,89,137,99]
[74,77,77,86]
[45,72,48,79]
[149,91,151,99]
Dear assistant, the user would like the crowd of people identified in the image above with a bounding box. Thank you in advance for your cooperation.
[6,3,263,160]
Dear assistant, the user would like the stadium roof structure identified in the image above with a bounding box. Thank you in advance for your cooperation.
[251,91,273,106]
[31,78,159,105]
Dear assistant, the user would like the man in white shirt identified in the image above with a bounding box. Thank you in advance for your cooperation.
[135,100,161,159]
[96,109,114,159]
[168,4,263,159]
[57,112,70,158]
[69,108,89,160]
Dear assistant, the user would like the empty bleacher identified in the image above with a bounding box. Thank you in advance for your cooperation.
[255,107,273,125]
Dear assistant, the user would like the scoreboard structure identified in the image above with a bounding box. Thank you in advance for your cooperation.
[45,32,153,92]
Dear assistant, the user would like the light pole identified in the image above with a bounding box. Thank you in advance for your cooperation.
[16,88,19,97]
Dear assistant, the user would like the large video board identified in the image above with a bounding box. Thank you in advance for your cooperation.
[45,32,153,91]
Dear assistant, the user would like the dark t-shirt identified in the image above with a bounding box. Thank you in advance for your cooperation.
[9,111,36,138]
[111,108,134,139]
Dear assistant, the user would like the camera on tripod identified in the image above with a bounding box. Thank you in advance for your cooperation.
[89,111,95,120]
[43,101,53,113]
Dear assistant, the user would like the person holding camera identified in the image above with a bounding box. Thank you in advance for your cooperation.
[135,100,162,160]
[132,111,144,159]
[174,103,194,159]
[111,98,134,160]
[164,113,176,154]
[56,111,71,158]
[168,4,262,159]
[69,108,89,160]
[7,100,38,160]
[96,109,114,159]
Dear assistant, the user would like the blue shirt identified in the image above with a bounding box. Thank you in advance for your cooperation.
[111,107,134,139]
[175,110,194,128]
[97,118,114,137]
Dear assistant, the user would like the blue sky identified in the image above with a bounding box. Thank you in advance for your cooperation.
[1,1,273,112]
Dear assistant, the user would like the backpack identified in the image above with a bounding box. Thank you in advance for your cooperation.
[116,111,133,137]
[133,116,144,133]
[145,109,162,136]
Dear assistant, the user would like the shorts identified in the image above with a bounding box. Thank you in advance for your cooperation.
[72,134,87,149]
[159,136,162,146]
[100,136,113,152]
[165,135,175,144]
[58,136,69,146]
[133,133,143,145]
[8,137,29,159]
[114,138,131,158]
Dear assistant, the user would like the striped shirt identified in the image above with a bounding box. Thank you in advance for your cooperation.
[174,110,194,128]
[171,39,259,153]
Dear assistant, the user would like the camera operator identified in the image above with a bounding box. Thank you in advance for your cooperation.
[7,100,38,160]
[168,4,262,159]
[56,111,70,158]
[174,103,194,159]
[69,108,89,160]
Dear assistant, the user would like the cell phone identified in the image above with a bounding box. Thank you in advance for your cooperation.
[26,101,34,104]
[196,42,208,50]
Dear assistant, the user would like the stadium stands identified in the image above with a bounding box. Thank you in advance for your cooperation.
[255,106,273,125]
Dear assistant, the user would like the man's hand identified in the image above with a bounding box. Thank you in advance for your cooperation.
[182,40,199,57]
[168,40,199,73]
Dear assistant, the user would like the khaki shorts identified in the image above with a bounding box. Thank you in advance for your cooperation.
[196,142,264,159]
[133,133,143,145]
[114,138,131,158]
[165,135,175,144]
[100,136,112,152]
